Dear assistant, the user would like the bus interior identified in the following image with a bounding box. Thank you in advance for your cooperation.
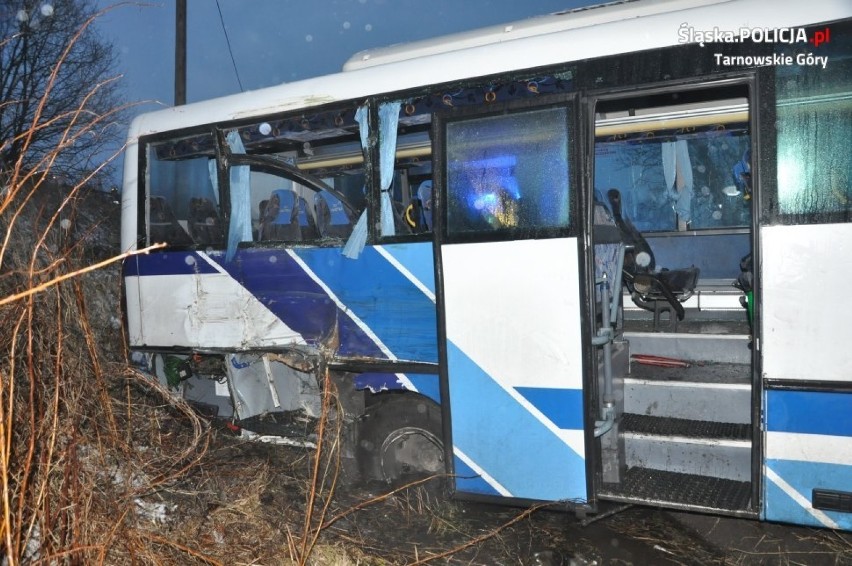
[591,83,756,515]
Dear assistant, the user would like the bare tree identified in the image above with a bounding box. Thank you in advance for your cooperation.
[0,0,123,182]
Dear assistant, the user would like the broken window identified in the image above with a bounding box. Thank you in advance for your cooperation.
[387,103,433,236]
[145,132,223,248]
[227,104,365,248]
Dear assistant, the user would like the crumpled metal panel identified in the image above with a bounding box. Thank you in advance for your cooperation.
[227,352,321,421]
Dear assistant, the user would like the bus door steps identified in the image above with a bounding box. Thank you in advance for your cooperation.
[624,361,751,423]
[624,332,751,365]
[618,413,752,482]
[599,467,753,514]
[621,413,750,440]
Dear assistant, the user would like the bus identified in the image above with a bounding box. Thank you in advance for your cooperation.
[121,0,852,530]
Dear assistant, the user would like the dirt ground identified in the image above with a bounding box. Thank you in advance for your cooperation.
[137,414,852,566]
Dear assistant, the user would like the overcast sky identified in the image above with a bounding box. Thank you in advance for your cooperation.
[90,1,600,184]
[95,0,599,109]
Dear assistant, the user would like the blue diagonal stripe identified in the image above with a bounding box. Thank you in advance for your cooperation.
[294,244,438,362]
[447,341,586,502]
[515,387,584,430]
[765,459,852,530]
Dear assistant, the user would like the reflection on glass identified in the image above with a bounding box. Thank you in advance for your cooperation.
[594,133,751,231]
[446,107,570,235]
[147,133,221,247]
[775,22,851,221]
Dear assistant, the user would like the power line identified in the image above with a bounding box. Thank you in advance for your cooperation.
[215,0,244,92]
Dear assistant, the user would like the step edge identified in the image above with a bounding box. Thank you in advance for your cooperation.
[623,377,751,389]
[621,432,751,447]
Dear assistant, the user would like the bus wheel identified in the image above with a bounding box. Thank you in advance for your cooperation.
[357,394,444,486]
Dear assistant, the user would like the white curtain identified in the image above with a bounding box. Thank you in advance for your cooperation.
[662,141,677,192]
[661,140,693,224]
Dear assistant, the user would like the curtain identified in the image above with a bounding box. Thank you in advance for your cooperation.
[378,101,401,237]
[342,102,402,258]
[662,141,677,193]
[226,130,252,262]
[661,140,693,224]
[207,159,219,205]
[342,105,371,259]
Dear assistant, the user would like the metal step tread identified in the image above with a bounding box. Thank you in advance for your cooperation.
[600,467,752,512]
[628,360,750,384]
[621,413,751,441]
[624,315,749,335]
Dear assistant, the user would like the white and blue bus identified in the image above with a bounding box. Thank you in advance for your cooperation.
[121,0,852,530]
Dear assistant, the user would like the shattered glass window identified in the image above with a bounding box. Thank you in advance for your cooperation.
[445,106,570,235]
[235,106,364,244]
[775,21,852,223]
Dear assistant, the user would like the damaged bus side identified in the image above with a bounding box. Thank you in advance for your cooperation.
[122,0,852,530]
[123,103,445,480]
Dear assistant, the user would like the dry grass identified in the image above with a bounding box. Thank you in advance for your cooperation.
[0,9,214,564]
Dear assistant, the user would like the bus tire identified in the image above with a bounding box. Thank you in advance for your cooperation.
[357,393,444,486]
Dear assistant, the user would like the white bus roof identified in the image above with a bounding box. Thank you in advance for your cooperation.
[343,0,722,71]
[126,0,850,141]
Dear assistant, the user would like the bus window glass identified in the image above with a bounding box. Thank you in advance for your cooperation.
[387,77,575,238]
[145,132,222,247]
[595,134,751,231]
[446,106,570,235]
[776,22,852,222]
[594,93,751,232]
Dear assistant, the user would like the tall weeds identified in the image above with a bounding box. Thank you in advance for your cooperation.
[0,7,209,565]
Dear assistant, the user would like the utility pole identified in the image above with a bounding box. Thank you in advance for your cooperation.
[175,0,187,106]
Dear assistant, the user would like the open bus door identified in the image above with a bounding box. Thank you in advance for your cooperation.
[590,81,760,517]
[434,97,591,504]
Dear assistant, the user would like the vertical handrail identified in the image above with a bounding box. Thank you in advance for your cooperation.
[594,275,615,437]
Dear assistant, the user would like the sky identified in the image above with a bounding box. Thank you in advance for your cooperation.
[87,0,602,185]
[93,0,600,119]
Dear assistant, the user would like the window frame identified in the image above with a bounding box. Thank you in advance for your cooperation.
[224,153,360,245]
[433,92,580,245]
[138,125,219,250]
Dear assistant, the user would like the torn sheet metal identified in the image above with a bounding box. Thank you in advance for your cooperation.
[227,353,321,421]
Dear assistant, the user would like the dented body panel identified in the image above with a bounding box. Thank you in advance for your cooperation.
[125,243,437,362]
